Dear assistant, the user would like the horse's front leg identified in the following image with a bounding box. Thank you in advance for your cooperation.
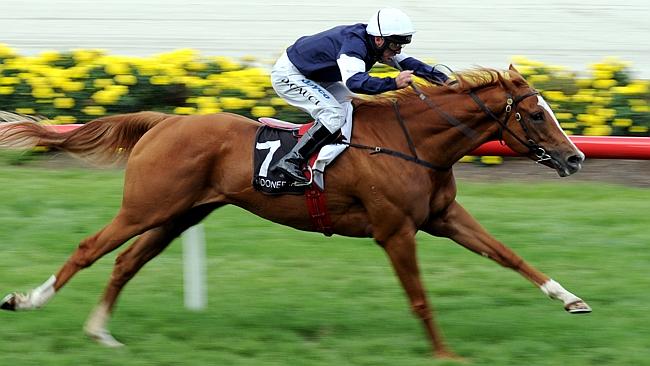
[423,199,591,313]
[376,222,460,359]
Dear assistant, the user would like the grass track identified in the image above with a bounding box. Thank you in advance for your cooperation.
[0,161,649,365]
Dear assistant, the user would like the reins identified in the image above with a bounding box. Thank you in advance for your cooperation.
[344,100,452,171]
[394,60,478,140]
[345,66,553,170]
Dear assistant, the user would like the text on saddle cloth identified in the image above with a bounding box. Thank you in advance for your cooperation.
[252,125,313,195]
[253,103,354,193]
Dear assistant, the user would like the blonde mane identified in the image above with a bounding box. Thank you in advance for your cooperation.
[354,67,511,108]
[0,111,45,123]
[455,68,507,90]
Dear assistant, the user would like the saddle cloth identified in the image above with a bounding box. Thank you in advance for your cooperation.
[252,101,353,194]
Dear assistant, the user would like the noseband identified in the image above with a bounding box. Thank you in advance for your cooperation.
[469,90,552,163]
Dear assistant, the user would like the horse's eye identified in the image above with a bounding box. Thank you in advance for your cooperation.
[531,112,544,122]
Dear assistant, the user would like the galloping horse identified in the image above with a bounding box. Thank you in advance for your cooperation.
[0,65,591,358]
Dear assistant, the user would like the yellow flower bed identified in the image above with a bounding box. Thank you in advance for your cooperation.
[512,55,649,137]
[0,44,647,138]
[0,44,296,123]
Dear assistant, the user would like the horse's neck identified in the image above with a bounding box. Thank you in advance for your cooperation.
[395,88,505,167]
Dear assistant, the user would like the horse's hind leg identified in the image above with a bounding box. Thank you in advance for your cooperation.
[1,211,153,311]
[85,203,220,347]
[2,142,212,312]
[424,200,591,313]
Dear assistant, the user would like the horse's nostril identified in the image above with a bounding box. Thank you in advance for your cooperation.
[567,154,583,172]
[568,154,583,166]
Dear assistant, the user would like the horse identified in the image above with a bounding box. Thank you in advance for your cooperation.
[0,65,591,359]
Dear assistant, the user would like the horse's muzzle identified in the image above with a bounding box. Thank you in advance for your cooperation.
[540,149,584,177]
[555,152,585,177]
[566,154,584,173]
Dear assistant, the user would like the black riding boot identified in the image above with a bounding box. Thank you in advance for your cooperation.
[271,121,336,184]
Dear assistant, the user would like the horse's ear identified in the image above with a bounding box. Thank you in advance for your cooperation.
[506,64,527,87]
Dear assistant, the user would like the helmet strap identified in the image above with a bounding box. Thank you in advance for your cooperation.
[375,9,391,52]
[368,35,387,61]
[377,9,384,38]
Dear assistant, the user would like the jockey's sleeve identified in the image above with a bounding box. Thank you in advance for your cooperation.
[337,54,397,94]
[393,53,449,83]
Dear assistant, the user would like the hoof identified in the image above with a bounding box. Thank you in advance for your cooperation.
[86,328,125,348]
[565,300,592,314]
[1,294,16,311]
[435,351,467,362]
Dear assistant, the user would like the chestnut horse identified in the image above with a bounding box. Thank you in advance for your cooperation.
[0,66,591,358]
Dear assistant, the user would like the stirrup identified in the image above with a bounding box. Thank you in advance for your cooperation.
[291,165,313,187]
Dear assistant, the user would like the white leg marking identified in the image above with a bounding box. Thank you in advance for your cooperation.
[84,302,124,347]
[541,279,592,313]
[10,275,57,310]
[540,279,581,305]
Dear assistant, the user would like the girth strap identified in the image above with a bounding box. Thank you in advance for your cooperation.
[304,187,333,236]
[304,154,333,236]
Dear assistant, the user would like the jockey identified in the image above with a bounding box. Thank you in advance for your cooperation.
[270,8,450,184]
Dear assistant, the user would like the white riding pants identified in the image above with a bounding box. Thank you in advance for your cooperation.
[271,52,353,133]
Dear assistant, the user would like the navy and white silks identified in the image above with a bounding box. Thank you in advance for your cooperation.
[271,23,448,133]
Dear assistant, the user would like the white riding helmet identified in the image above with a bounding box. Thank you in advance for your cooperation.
[366,8,416,41]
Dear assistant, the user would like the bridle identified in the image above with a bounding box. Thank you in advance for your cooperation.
[468,89,552,163]
[394,60,553,164]
[403,61,551,163]
[345,80,553,170]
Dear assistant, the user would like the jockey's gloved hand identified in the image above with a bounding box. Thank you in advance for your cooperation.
[395,70,414,89]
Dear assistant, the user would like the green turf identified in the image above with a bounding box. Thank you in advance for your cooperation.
[0,161,648,366]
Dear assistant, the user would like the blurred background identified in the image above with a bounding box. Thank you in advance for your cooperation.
[2,0,649,76]
[1,1,649,365]
[0,0,649,137]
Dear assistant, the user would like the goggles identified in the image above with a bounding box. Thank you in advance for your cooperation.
[384,34,411,52]
[387,42,406,52]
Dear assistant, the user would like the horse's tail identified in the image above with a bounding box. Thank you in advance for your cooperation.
[0,111,170,165]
